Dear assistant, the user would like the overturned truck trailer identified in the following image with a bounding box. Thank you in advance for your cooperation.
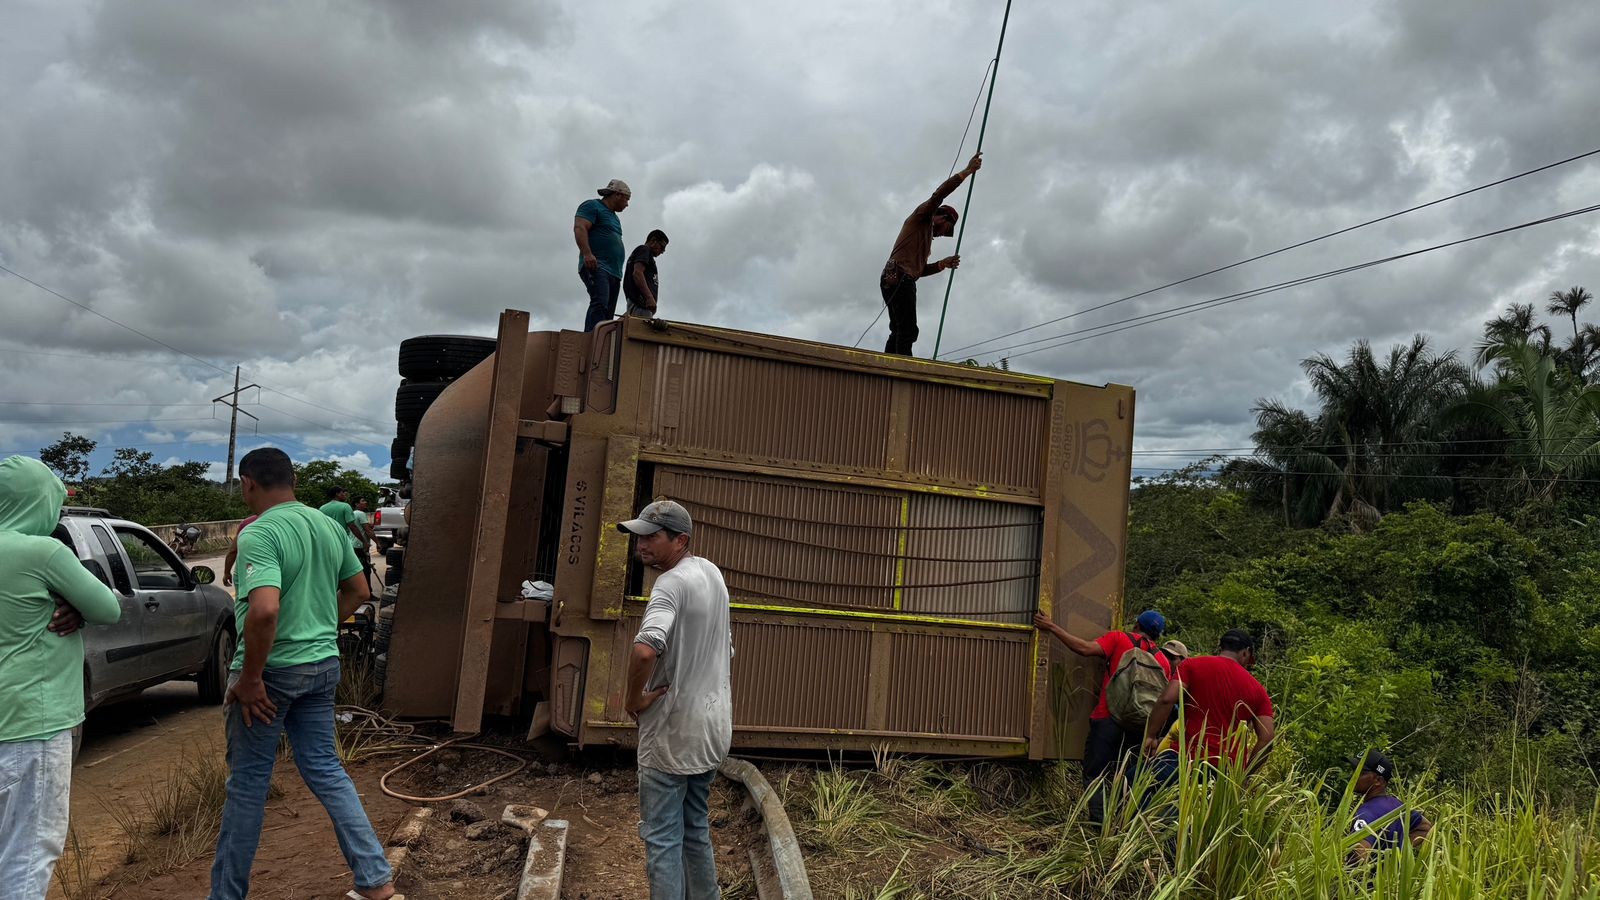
[385,311,1135,759]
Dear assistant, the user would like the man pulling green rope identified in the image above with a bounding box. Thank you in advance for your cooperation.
[879,152,983,356]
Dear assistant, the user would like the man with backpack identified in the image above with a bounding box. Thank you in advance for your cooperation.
[1034,609,1175,823]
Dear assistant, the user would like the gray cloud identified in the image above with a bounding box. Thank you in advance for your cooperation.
[2,0,1599,473]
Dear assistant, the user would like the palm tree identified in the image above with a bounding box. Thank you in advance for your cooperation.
[1232,399,1340,526]
[1452,340,1600,502]
[1301,335,1468,512]
[1546,286,1593,340]
[1476,302,1553,369]
[1557,324,1600,382]
[1244,336,1467,526]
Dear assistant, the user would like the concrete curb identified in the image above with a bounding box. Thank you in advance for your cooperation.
[719,757,813,900]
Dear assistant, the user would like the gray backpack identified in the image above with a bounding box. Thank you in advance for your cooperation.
[1105,633,1170,732]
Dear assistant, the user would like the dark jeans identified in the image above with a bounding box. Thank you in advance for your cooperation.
[209,658,390,900]
[880,263,918,356]
[581,266,622,332]
[1083,717,1139,823]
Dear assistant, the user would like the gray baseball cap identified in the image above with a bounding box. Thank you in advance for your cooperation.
[617,499,692,536]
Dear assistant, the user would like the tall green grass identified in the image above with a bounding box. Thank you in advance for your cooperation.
[788,752,1600,899]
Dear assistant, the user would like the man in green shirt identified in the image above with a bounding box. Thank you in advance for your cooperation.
[210,449,394,900]
[320,486,375,592]
[0,455,120,895]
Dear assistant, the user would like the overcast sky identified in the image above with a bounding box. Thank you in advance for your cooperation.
[3,0,1598,488]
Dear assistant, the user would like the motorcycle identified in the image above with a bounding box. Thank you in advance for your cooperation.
[169,523,202,559]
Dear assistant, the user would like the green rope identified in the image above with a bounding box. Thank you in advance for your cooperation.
[932,0,1015,359]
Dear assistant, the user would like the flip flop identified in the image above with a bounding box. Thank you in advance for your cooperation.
[346,892,405,900]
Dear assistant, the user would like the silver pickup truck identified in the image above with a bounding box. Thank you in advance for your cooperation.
[53,508,236,732]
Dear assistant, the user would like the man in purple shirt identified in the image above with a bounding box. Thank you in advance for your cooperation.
[1349,750,1432,862]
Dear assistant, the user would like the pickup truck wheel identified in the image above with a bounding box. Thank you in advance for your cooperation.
[198,629,235,705]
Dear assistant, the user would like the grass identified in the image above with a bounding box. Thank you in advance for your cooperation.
[105,749,232,877]
[777,750,1600,900]
[51,825,98,900]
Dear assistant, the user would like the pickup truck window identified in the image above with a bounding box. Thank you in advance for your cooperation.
[90,524,133,594]
[116,527,187,591]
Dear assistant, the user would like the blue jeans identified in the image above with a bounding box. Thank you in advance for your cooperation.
[581,266,621,332]
[209,658,390,900]
[638,766,720,900]
[0,730,72,899]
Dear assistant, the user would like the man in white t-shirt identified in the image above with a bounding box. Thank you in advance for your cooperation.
[618,500,732,899]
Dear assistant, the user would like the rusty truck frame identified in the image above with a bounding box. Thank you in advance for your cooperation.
[385,311,1134,759]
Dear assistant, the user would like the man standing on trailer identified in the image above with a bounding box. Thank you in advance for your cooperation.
[575,179,632,331]
[879,152,982,356]
[618,500,732,899]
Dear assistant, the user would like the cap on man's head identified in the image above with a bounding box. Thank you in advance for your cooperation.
[936,204,959,222]
[1135,609,1166,637]
[1351,749,1397,781]
[598,179,633,198]
[1162,639,1189,660]
[617,499,692,536]
[1219,628,1256,652]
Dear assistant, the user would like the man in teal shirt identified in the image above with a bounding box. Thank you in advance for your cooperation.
[574,177,631,331]
[0,455,120,895]
[210,449,394,900]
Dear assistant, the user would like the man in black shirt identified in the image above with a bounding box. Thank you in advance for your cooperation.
[623,230,670,318]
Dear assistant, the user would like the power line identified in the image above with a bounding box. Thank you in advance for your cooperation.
[987,201,1600,361]
[0,263,386,427]
[1129,465,1600,486]
[0,416,222,427]
[939,145,1600,359]
[0,400,224,407]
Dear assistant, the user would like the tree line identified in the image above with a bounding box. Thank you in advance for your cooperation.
[34,434,385,525]
[1228,286,1600,526]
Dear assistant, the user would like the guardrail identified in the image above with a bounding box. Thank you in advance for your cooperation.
[149,518,246,552]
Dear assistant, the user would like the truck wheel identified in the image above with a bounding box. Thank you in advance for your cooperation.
[389,458,411,482]
[198,629,235,705]
[395,380,451,424]
[398,335,497,381]
[385,547,405,574]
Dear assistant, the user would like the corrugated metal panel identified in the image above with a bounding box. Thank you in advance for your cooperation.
[902,495,1041,625]
[730,620,871,729]
[886,631,1030,737]
[655,467,902,610]
[648,346,891,470]
[906,382,1045,492]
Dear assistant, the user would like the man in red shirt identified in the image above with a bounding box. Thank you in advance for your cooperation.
[1034,608,1172,823]
[1141,629,1275,783]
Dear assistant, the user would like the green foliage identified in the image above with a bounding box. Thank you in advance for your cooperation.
[38,432,96,484]
[292,459,381,508]
[1131,473,1600,810]
[83,449,248,525]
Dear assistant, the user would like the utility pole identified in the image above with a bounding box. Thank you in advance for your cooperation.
[212,366,260,492]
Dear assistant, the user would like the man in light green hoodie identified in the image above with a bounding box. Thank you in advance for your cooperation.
[0,455,120,896]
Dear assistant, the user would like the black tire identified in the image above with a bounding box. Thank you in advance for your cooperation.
[384,565,402,587]
[373,652,388,693]
[398,335,497,381]
[375,618,393,654]
[395,380,451,424]
[389,458,411,481]
[390,437,412,462]
[396,420,417,444]
[385,547,405,571]
[198,628,235,705]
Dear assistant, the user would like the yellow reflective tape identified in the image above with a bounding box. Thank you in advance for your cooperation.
[623,595,1030,631]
